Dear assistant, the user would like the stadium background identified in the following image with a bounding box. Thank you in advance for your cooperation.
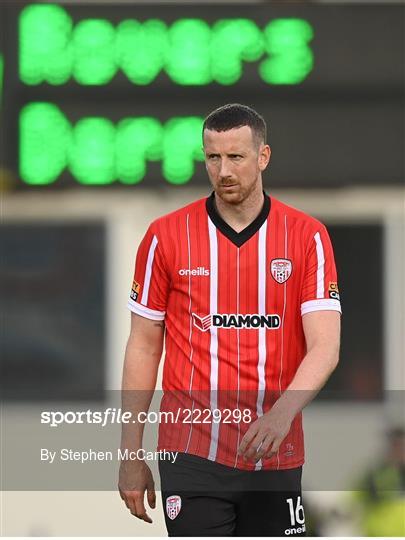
[1,0,404,536]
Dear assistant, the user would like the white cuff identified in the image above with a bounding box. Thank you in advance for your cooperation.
[301,298,342,316]
[127,299,165,321]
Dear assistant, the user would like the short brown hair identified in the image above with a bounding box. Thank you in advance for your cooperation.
[203,103,267,147]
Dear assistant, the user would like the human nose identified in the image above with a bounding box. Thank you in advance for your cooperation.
[219,158,232,179]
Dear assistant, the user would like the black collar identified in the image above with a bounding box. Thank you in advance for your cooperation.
[206,191,271,247]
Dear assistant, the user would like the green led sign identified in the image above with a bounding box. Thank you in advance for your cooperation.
[19,4,314,86]
[20,103,204,185]
[0,53,3,105]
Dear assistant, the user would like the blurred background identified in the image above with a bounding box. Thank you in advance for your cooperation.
[1,0,404,536]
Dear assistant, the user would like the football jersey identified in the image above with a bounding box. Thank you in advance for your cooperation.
[128,193,341,470]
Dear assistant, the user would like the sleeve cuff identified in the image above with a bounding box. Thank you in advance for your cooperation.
[127,299,166,321]
[301,299,342,316]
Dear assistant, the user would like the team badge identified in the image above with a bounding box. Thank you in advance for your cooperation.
[166,495,182,520]
[271,259,292,284]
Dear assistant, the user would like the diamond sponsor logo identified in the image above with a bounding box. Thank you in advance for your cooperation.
[192,313,212,331]
[192,313,281,331]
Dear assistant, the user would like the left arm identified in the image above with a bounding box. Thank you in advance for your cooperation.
[238,310,341,462]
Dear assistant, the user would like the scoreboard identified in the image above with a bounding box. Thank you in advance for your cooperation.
[1,3,404,188]
[19,6,314,87]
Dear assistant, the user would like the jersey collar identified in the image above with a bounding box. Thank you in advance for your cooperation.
[205,191,271,248]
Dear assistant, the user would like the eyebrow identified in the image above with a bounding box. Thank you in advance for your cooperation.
[205,151,245,156]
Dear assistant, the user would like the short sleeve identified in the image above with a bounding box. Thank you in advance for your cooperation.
[127,225,170,321]
[301,225,342,316]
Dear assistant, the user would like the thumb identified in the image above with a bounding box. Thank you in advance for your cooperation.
[147,482,156,509]
[147,488,156,509]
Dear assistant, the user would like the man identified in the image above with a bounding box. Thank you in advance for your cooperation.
[119,104,341,536]
[351,427,405,536]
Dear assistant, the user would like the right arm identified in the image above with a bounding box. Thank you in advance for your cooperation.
[118,312,165,523]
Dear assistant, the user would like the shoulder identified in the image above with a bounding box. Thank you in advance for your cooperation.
[270,196,327,234]
[147,197,207,243]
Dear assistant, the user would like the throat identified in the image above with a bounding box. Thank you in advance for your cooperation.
[206,191,271,248]
[214,191,265,232]
[222,217,252,234]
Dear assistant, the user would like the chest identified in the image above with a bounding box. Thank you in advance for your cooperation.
[170,227,305,313]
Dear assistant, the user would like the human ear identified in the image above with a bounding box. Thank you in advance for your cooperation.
[258,144,271,171]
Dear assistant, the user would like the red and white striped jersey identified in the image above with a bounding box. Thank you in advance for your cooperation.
[128,193,341,470]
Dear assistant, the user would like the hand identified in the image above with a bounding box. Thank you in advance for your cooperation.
[118,458,156,523]
[237,405,293,463]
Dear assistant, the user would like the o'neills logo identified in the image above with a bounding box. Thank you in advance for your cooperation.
[192,313,281,331]
[178,267,209,276]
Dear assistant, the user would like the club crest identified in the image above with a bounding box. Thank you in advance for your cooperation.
[271,259,292,284]
[166,495,182,520]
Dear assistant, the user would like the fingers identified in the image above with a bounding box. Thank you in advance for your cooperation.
[238,420,270,462]
[264,437,283,459]
[253,433,284,461]
[243,431,266,461]
[131,490,152,523]
[254,433,275,461]
[237,423,259,457]
[147,484,156,510]
[119,486,133,513]
[118,462,155,523]
[238,428,284,462]
[120,490,153,523]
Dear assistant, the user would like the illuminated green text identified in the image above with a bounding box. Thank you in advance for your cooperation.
[19,4,314,86]
[20,103,204,185]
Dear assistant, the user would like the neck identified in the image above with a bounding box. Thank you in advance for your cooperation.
[214,182,265,233]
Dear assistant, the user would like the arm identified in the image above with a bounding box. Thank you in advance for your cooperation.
[118,312,164,523]
[238,310,341,462]
[272,310,341,419]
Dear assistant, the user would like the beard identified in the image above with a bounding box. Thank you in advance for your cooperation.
[214,177,259,205]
